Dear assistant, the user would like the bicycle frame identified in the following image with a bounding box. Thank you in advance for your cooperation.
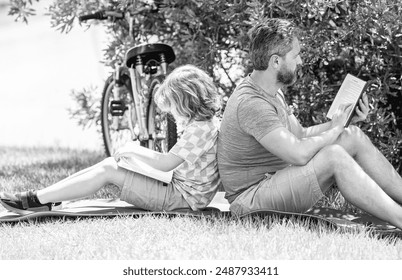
[113,52,168,142]
[79,5,176,154]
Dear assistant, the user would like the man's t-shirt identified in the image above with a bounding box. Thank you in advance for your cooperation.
[217,75,296,203]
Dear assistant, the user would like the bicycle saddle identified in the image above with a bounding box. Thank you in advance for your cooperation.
[125,43,175,67]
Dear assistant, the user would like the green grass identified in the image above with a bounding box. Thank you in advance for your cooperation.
[0,146,401,260]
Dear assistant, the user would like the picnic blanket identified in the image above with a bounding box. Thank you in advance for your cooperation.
[0,192,229,222]
[0,192,401,237]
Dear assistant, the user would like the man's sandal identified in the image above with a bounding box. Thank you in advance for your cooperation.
[0,190,61,215]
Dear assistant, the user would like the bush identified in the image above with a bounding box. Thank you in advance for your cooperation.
[10,0,402,173]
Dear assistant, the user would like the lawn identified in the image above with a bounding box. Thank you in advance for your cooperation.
[0,146,401,260]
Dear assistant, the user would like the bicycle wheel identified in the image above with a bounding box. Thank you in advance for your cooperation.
[147,76,177,153]
[101,74,136,156]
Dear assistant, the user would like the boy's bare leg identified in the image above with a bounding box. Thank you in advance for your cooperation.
[313,145,402,229]
[52,159,111,185]
[37,157,126,204]
[335,126,402,203]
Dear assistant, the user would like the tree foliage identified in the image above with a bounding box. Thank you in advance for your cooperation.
[9,0,402,172]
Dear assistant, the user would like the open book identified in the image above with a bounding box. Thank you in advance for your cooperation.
[327,74,368,127]
[114,143,173,184]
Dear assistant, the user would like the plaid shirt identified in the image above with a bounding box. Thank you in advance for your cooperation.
[170,117,221,210]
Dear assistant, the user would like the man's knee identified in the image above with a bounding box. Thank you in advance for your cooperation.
[312,144,349,191]
[337,125,371,154]
[316,144,351,171]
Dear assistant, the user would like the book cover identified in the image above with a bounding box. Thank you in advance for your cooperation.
[327,74,368,127]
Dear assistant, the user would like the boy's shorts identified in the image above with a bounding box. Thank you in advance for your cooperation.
[120,170,190,211]
[229,160,324,216]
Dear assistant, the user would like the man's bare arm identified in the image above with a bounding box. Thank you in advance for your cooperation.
[288,115,332,138]
[259,125,343,165]
[303,121,333,138]
[260,104,353,165]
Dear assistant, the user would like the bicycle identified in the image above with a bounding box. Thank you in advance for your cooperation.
[79,4,177,156]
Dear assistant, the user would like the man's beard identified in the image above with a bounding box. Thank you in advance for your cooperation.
[277,65,299,86]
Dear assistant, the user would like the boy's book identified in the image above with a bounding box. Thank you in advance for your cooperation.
[327,74,368,127]
[114,143,173,184]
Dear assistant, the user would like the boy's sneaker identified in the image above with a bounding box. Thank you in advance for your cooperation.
[0,190,61,215]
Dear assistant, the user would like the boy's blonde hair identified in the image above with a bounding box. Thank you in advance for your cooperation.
[155,65,221,123]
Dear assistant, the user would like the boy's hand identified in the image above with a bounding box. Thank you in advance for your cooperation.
[351,93,369,124]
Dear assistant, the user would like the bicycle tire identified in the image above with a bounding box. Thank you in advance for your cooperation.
[147,76,177,153]
[101,74,135,156]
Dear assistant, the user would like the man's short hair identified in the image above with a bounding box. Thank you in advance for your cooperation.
[249,18,298,70]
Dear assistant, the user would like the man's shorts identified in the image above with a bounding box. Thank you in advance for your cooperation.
[229,160,324,216]
[120,170,190,211]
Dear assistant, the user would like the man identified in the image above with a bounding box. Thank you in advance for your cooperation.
[217,18,402,229]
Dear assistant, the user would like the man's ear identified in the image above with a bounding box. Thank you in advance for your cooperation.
[269,54,281,69]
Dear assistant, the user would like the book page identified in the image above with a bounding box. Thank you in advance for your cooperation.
[114,143,173,184]
[327,74,366,126]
